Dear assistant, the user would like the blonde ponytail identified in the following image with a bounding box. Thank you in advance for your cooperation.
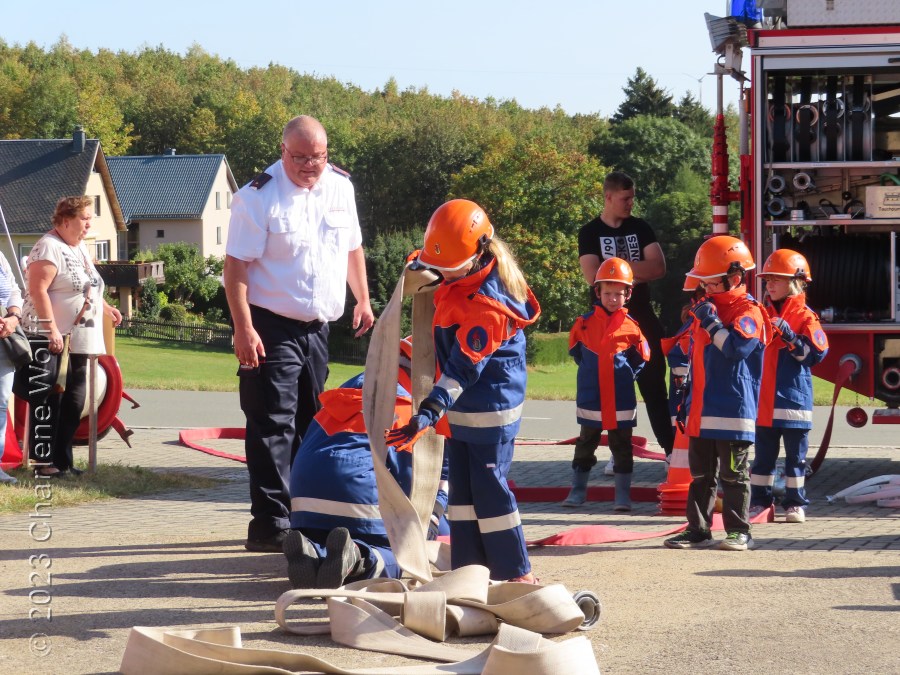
[488,236,528,302]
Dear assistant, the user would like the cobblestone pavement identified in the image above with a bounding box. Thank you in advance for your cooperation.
[4,429,894,550]
[0,424,897,674]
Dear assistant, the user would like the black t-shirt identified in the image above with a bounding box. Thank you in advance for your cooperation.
[578,215,658,312]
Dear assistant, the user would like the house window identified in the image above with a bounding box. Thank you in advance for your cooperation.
[157,229,165,238]
[17,244,33,268]
[216,226,222,245]
[95,240,111,262]
[227,192,232,208]
[216,192,221,209]
[94,196,102,217]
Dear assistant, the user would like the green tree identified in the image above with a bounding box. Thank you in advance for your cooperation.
[642,188,713,332]
[589,115,710,199]
[611,67,676,124]
[137,278,161,319]
[450,140,608,331]
[145,243,223,308]
[675,92,714,137]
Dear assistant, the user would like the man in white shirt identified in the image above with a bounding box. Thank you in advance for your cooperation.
[225,115,374,553]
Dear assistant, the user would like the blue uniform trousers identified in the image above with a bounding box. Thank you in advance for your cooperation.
[447,437,530,581]
[751,426,810,509]
[240,306,329,540]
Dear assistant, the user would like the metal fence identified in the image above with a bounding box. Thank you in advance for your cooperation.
[116,318,371,364]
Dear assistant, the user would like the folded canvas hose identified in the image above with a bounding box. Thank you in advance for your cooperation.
[828,475,900,508]
[120,621,600,675]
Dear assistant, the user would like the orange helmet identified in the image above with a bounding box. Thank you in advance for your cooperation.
[399,336,413,365]
[419,199,494,272]
[760,248,812,282]
[594,257,634,286]
[687,235,755,280]
[682,275,701,292]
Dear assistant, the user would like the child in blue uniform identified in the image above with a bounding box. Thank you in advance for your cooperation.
[664,236,769,552]
[563,257,649,511]
[283,338,450,589]
[385,199,541,583]
[753,249,828,523]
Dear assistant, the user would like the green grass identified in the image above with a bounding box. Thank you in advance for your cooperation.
[113,335,859,405]
[0,462,224,514]
[114,336,358,391]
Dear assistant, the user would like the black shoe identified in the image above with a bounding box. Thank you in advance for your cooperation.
[245,530,287,553]
[664,529,714,549]
[61,467,84,477]
[283,530,320,589]
[316,527,362,588]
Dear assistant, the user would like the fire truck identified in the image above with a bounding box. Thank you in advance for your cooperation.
[708,0,900,427]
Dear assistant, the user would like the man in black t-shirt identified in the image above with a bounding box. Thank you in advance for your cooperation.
[577,172,675,462]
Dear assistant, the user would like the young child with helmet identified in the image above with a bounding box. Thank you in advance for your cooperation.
[385,199,541,583]
[752,249,828,523]
[662,276,705,439]
[664,235,770,552]
[562,257,650,511]
[284,337,450,589]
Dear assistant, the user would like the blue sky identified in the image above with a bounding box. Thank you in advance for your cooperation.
[2,0,741,116]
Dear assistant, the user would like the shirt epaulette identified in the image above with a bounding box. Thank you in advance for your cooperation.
[330,163,351,178]
[248,172,273,190]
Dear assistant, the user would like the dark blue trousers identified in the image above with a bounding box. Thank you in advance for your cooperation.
[240,306,329,540]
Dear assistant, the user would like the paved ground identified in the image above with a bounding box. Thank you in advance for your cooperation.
[0,395,898,674]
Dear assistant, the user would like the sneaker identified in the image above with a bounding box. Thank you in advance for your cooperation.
[283,529,320,589]
[613,503,632,513]
[245,530,287,553]
[718,531,754,551]
[664,529,713,549]
[785,506,806,523]
[316,527,362,588]
[0,467,17,485]
[748,504,767,518]
[603,457,615,476]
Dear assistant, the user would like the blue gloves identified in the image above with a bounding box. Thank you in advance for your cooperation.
[771,317,799,349]
[690,300,724,336]
[384,400,443,453]
[771,317,795,341]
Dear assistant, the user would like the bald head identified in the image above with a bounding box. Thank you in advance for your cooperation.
[283,115,327,145]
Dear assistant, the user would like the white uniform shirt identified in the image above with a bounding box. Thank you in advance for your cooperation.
[226,161,362,322]
[22,233,106,355]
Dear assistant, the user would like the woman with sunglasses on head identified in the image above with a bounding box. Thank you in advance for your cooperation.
[20,196,122,477]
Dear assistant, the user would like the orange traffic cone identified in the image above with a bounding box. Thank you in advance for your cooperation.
[657,426,691,515]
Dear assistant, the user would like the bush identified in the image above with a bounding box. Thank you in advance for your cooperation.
[527,332,571,366]
[138,279,161,319]
[159,303,190,323]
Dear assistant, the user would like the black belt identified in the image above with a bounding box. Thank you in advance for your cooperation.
[249,304,323,330]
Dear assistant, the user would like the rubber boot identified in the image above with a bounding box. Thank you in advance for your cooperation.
[614,472,632,512]
[561,467,591,507]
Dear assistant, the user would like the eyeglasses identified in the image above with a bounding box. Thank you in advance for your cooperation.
[282,146,328,166]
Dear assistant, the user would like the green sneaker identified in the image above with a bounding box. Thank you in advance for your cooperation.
[718,531,754,551]
[664,529,713,549]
